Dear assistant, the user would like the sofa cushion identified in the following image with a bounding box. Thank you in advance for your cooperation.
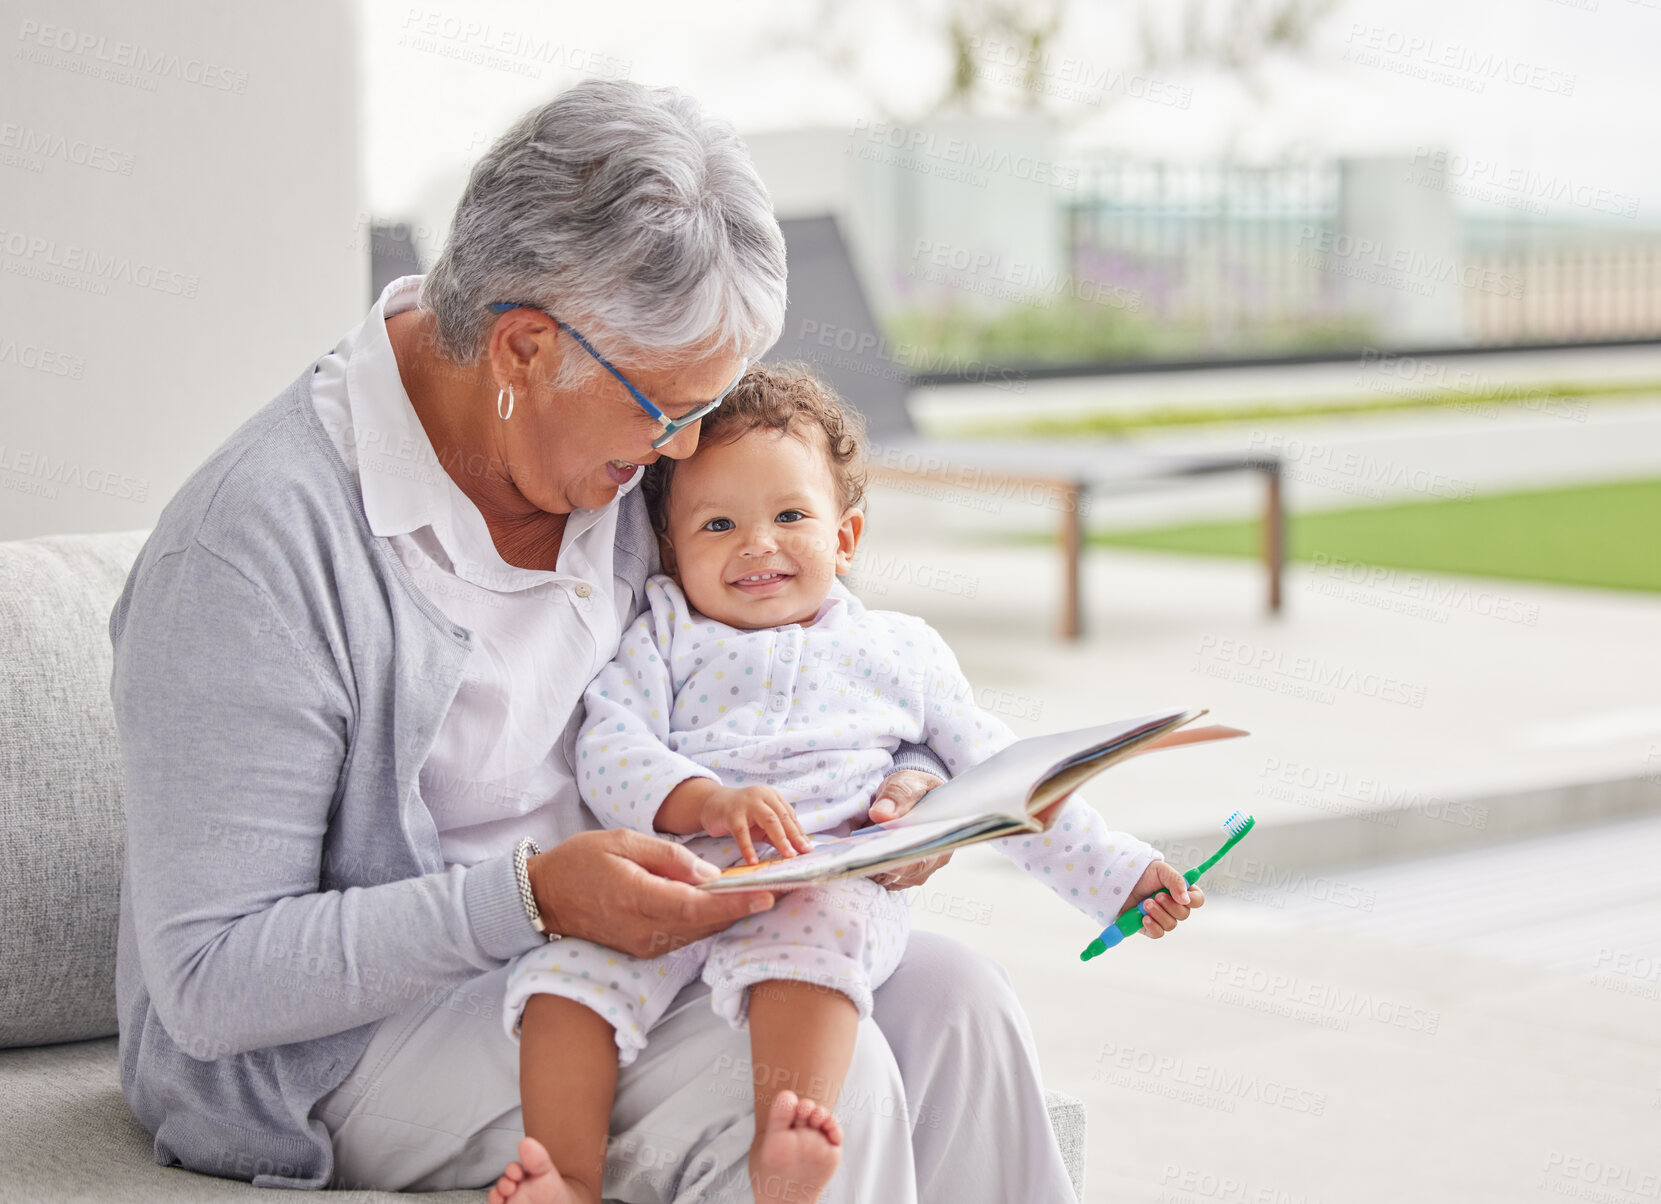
[0,1039,1086,1200]
[0,531,151,1047]
[0,1037,481,1202]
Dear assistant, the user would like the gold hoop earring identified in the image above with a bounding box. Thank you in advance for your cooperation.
[497,384,515,420]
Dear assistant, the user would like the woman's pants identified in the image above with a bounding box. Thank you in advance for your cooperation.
[311,930,1078,1203]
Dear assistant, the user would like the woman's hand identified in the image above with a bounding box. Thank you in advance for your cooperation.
[527,829,774,959]
[1117,860,1205,939]
[862,769,951,891]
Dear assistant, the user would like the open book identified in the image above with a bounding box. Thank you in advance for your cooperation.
[698,706,1245,892]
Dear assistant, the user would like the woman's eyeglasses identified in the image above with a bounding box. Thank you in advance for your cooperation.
[488,303,747,449]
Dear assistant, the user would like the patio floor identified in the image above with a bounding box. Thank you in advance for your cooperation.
[850,531,1661,1202]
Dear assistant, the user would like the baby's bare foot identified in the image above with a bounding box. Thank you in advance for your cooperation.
[749,1090,843,1204]
[487,1137,588,1204]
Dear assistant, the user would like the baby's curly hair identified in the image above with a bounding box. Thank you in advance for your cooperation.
[641,361,868,534]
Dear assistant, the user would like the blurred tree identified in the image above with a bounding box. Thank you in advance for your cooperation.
[765,0,1338,126]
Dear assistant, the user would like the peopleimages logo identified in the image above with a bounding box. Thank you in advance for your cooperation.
[0,122,135,174]
[1295,225,1522,298]
[1207,959,1443,1034]
[1192,634,1428,709]
[1407,148,1638,220]
[796,320,1026,391]
[847,119,1081,190]
[1255,756,1491,830]
[0,227,199,298]
[0,337,86,379]
[1092,1040,1329,1116]
[1341,23,1577,96]
[0,443,148,502]
[14,19,251,93]
[1246,430,1476,502]
[963,35,1193,109]
[395,10,632,81]
[908,238,1141,311]
[1306,552,1541,627]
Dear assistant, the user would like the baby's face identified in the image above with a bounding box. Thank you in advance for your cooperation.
[659,425,863,629]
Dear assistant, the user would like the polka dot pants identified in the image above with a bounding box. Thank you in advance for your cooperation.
[503,876,912,1067]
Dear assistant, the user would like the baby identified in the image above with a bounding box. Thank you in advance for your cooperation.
[488,363,1196,1204]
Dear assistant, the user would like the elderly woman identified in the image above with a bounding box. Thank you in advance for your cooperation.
[108,80,1096,1202]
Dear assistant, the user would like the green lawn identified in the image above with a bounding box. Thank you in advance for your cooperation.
[943,378,1661,439]
[1092,477,1661,593]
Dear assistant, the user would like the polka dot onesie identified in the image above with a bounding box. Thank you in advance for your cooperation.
[503,573,1163,1063]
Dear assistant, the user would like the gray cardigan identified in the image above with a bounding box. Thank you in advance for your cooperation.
[108,360,944,1189]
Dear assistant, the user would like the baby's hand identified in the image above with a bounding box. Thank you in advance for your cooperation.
[1118,860,1205,939]
[700,785,815,865]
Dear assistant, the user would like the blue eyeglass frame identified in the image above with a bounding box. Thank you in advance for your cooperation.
[488,302,747,449]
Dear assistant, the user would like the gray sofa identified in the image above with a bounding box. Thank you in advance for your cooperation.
[0,530,1086,1202]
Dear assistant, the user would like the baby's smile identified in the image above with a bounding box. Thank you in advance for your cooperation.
[728,568,794,593]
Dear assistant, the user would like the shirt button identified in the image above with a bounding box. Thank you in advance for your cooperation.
[770,695,787,712]
[574,582,592,598]
[780,651,794,663]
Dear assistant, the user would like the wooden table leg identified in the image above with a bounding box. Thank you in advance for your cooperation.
[1263,465,1284,615]
[1060,482,1083,639]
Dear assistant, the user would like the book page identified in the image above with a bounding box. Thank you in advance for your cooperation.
[693,706,1231,891]
[885,708,1200,831]
[1029,720,1247,826]
[698,815,1025,891]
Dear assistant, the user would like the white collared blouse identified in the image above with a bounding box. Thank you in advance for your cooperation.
[311,276,637,866]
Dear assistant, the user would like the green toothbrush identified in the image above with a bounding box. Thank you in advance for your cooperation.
[1080,811,1255,960]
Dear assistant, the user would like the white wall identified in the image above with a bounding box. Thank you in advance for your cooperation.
[0,0,365,540]
[744,116,1069,322]
[1337,157,1465,348]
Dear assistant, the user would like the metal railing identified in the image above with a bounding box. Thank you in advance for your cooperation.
[1068,159,1344,339]
[1065,158,1661,351]
[1462,221,1661,343]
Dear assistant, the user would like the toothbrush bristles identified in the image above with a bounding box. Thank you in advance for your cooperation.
[1222,810,1254,836]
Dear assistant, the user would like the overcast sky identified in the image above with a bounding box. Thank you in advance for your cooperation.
[362,0,1660,227]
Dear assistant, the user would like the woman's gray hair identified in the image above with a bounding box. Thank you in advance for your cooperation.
[420,79,787,387]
